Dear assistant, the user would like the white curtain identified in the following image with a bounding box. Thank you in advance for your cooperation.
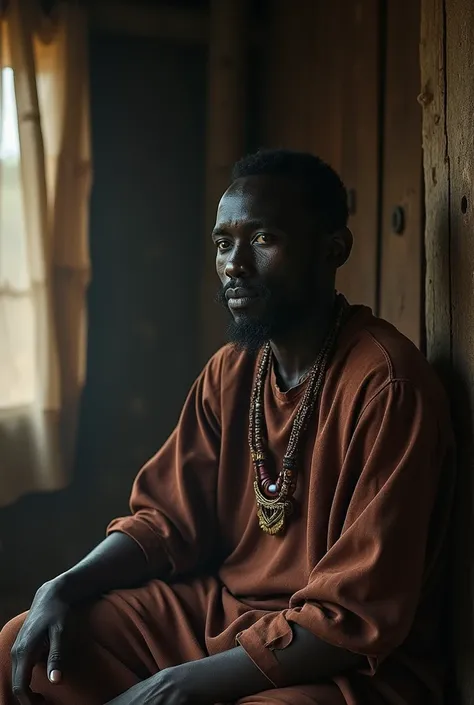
[0,0,92,506]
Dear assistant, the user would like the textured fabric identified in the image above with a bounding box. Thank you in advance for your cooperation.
[0,305,454,704]
[0,581,349,705]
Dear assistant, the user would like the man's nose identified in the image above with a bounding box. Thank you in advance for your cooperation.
[224,245,253,280]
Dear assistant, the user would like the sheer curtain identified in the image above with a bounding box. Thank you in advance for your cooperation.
[0,0,91,506]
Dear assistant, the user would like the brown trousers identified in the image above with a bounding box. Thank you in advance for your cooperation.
[0,579,347,705]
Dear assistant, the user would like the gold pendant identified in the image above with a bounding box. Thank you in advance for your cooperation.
[254,481,293,535]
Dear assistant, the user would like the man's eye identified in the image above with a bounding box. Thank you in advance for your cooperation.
[216,240,231,251]
[254,232,273,245]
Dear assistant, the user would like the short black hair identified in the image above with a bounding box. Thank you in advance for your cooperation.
[231,148,348,234]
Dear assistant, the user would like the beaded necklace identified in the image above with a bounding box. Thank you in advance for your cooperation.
[249,294,348,535]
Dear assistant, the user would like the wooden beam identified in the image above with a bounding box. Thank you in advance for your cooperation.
[420,0,450,365]
[445,0,474,696]
[422,0,474,699]
[89,2,208,43]
[200,0,249,362]
[447,0,474,389]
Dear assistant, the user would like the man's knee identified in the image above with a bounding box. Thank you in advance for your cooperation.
[0,613,28,651]
[0,613,28,677]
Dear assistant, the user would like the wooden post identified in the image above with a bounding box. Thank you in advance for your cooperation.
[447,0,474,390]
[445,0,474,697]
[422,0,474,699]
[200,0,249,363]
[420,0,450,365]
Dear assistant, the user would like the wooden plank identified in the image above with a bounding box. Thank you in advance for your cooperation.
[307,0,344,173]
[420,0,450,366]
[261,0,380,309]
[89,2,208,43]
[379,0,423,346]
[445,0,474,699]
[200,0,249,362]
[447,0,474,382]
[262,0,319,151]
[261,0,346,165]
[336,0,381,310]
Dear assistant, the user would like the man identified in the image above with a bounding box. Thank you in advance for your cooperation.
[0,149,454,705]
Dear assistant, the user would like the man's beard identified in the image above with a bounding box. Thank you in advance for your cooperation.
[225,316,272,354]
[215,281,296,354]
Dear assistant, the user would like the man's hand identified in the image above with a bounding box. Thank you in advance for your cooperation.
[9,533,155,705]
[105,669,194,705]
[11,580,72,705]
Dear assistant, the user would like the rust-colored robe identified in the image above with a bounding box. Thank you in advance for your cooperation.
[0,305,454,705]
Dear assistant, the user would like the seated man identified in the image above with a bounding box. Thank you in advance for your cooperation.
[0,150,454,705]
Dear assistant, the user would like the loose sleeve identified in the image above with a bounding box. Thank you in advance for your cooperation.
[237,379,451,681]
[107,353,222,579]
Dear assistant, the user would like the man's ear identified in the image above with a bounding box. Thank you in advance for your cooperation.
[329,227,353,268]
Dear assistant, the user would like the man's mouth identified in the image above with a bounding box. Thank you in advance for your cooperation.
[225,287,259,309]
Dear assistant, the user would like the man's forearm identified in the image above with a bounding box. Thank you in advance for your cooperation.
[177,623,365,703]
[51,532,151,604]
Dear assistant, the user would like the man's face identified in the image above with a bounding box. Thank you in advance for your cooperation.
[212,175,337,351]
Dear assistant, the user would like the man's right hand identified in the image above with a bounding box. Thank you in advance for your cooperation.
[10,579,72,705]
[9,533,151,705]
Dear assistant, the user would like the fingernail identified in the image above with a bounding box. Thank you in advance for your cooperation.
[49,670,62,684]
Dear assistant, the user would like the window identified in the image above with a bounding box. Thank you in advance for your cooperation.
[0,67,36,409]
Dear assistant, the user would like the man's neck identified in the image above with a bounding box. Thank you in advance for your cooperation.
[270,293,336,392]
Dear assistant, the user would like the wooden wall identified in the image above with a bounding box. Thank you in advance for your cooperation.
[260,0,423,347]
[379,0,423,346]
[196,0,425,358]
[421,0,474,702]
